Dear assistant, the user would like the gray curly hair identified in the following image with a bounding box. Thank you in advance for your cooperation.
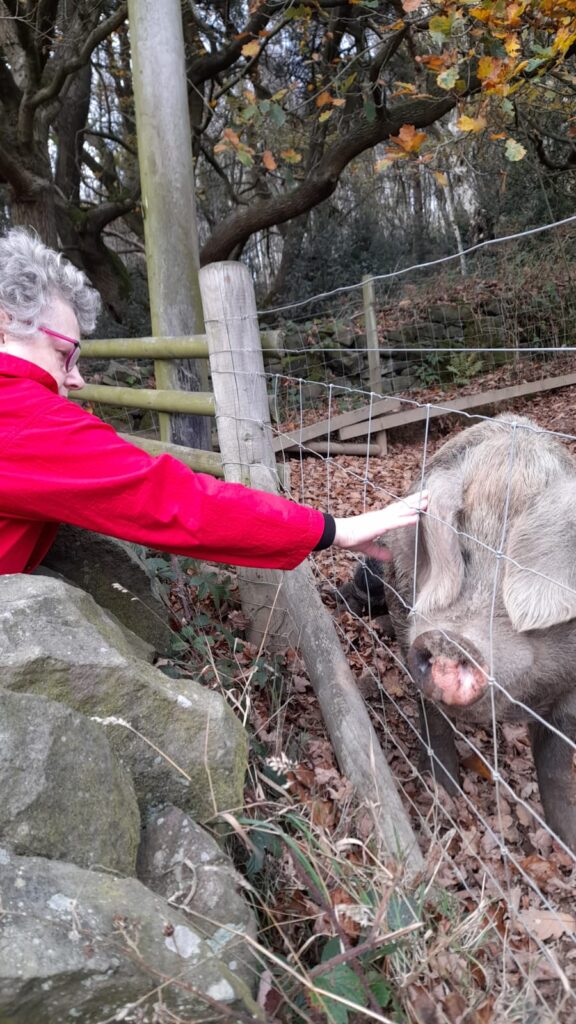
[0,228,101,336]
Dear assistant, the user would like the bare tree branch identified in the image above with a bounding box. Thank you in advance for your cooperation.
[22,2,127,118]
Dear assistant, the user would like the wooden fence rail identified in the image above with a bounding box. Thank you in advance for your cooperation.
[74,328,283,476]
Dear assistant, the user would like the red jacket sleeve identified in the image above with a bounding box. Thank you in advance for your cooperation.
[0,394,325,570]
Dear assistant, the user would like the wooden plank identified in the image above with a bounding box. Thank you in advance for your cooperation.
[338,372,576,441]
[272,395,402,452]
[284,441,382,457]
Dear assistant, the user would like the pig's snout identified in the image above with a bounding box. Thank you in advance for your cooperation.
[407,630,489,707]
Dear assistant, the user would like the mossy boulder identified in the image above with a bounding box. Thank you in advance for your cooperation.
[0,691,139,874]
[0,850,257,1023]
[41,525,173,654]
[0,576,248,821]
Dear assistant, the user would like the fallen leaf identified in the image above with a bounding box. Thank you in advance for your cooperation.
[462,751,493,782]
[518,908,576,940]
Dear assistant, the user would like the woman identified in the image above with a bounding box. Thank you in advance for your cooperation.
[0,229,426,574]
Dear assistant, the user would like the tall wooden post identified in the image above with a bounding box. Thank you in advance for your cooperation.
[127,0,211,450]
[363,275,382,395]
[200,261,423,876]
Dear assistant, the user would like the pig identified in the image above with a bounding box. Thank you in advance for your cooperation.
[346,414,576,851]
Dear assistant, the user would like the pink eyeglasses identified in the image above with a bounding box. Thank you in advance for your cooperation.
[39,325,82,372]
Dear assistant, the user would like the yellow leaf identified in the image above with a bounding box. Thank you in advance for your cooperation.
[262,149,277,171]
[393,80,418,94]
[504,33,521,57]
[316,90,333,107]
[469,6,492,22]
[390,123,427,152]
[319,109,333,121]
[553,25,576,54]
[434,170,449,186]
[456,114,487,132]
[241,40,260,58]
[477,55,497,80]
[281,148,302,163]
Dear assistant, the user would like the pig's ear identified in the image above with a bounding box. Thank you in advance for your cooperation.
[503,480,576,632]
[415,468,465,617]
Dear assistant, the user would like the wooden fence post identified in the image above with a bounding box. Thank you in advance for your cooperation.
[199,261,294,650]
[363,275,382,395]
[363,275,388,454]
[200,261,424,876]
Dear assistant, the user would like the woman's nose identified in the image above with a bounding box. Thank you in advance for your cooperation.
[66,365,85,390]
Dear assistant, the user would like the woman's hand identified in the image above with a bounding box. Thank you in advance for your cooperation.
[332,490,428,560]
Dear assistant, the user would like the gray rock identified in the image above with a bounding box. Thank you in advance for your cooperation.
[391,373,416,392]
[42,525,173,654]
[0,576,248,822]
[0,850,258,1024]
[0,691,139,874]
[428,302,474,323]
[411,322,464,342]
[137,805,255,941]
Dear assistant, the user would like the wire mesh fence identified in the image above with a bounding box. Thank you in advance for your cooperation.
[261,216,576,432]
[269,390,576,1019]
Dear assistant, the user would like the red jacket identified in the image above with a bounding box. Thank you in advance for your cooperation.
[0,354,325,574]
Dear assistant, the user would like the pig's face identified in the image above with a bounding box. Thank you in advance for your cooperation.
[384,415,576,723]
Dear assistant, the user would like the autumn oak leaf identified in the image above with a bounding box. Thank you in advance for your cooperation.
[390,123,427,152]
